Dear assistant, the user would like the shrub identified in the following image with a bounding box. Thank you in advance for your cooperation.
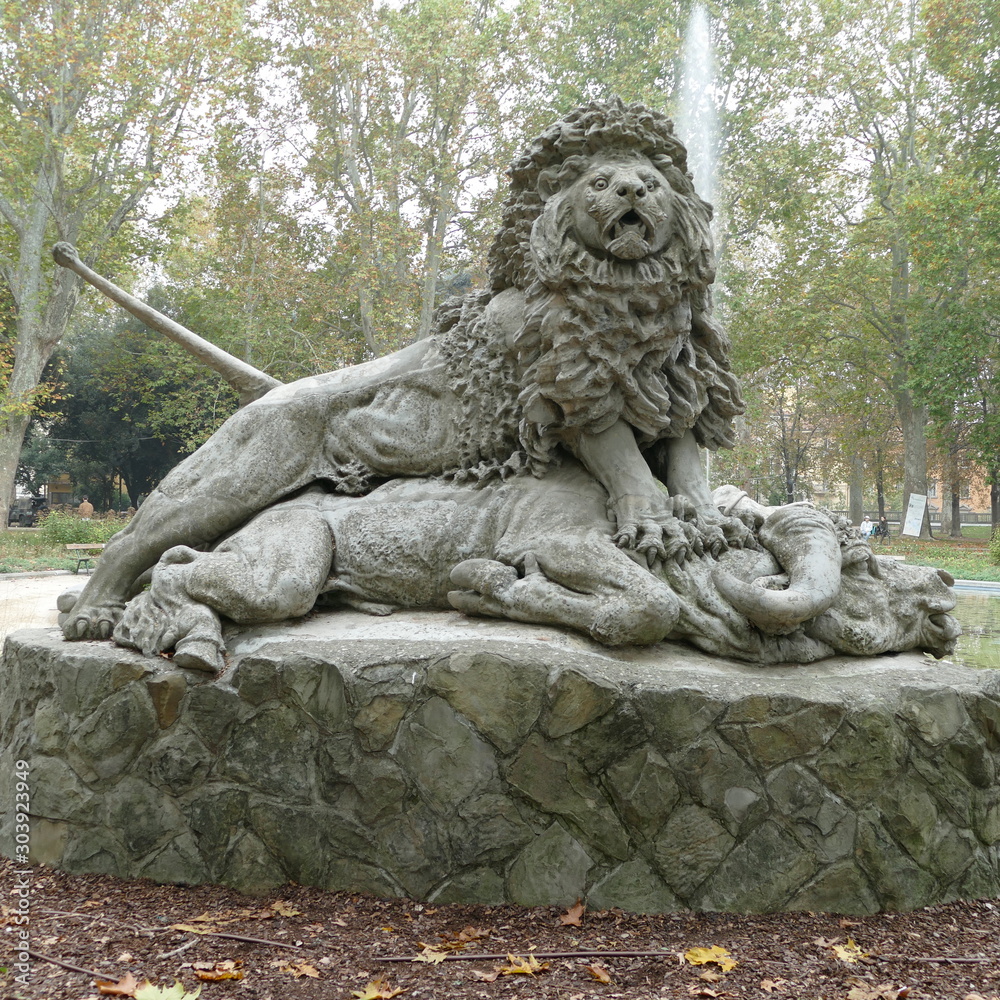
[990,526,1000,566]
[36,510,127,546]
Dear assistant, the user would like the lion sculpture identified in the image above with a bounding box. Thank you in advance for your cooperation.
[61,98,748,641]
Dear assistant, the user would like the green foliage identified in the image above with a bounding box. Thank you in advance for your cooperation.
[990,527,1000,567]
[36,511,127,546]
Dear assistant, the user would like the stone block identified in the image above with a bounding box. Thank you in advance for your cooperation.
[3,625,999,912]
[507,822,594,906]
[429,652,545,753]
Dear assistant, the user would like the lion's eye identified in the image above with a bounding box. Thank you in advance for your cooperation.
[593,178,608,190]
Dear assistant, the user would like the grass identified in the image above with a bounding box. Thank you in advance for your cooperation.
[877,528,1000,582]
[0,512,130,575]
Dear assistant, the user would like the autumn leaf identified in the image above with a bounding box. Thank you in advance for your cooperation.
[698,969,723,982]
[812,936,840,949]
[832,938,868,964]
[684,946,737,973]
[500,954,550,976]
[760,978,789,993]
[96,973,139,996]
[134,983,202,1000]
[439,925,488,948]
[847,985,911,1000]
[352,977,405,999]
[413,944,449,964]
[192,961,243,982]
[271,900,302,917]
[168,923,214,935]
[585,963,612,983]
[560,900,585,927]
[471,969,500,983]
[270,959,320,979]
[687,986,721,998]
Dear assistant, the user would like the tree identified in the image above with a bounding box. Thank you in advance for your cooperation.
[264,0,534,356]
[38,300,240,508]
[0,0,244,528]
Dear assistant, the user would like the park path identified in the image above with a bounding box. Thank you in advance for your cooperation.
[0,572,79,645]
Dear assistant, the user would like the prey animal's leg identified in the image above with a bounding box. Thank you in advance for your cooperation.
[114,497,333,672]
[448,533,679,645]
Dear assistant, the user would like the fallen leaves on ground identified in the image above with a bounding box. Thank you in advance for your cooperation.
[845,984,909,1000]
[352,977,405,999]
[584,962,612,983]
[832,938,868,964]
[134,983,202,1000]
[499,953,550,976]
[471,969,500,983]
[560,900,585,926]
[433,925,489,952]
[270,959,320,979]
[413,944,449,964]
[190,960,244,982]
[684,945,737,972]
[760,978,788,993]
[95,973,140,996]
[167,923,214,935]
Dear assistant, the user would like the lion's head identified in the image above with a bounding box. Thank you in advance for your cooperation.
[488,98,715,293]
[491,100,740,461]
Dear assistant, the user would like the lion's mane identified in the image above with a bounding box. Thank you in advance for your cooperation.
[436,97,744,481]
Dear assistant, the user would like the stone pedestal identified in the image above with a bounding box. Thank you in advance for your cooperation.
[2,611,998,913]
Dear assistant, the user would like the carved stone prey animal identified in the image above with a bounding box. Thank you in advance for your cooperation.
[105,462,960,671]
[60,98,748,642]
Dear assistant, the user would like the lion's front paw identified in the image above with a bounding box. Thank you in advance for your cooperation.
[671,496,759,558]
[60,600,124,640]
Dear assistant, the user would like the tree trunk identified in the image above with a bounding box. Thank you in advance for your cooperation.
[990,466,999,530]
[895,388,931,539]
[875,450,886,519]
[848,454,864,525]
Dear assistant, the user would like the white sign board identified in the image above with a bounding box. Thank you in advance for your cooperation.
[901,493,928,538]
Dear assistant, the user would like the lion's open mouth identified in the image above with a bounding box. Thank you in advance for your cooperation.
[605,209,652,260]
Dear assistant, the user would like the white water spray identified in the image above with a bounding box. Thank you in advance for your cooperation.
[677,4,719,213]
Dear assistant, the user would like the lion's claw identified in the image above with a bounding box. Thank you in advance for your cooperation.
[61,601,124,641]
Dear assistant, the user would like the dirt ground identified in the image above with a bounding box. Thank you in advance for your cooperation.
[1,857,998,1000]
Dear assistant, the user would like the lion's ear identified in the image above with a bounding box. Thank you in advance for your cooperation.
[537,166,561,202]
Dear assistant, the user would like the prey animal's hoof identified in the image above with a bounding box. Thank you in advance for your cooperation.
[173,636,224,673]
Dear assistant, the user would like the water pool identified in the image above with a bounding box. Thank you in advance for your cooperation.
[950,587,1000,670]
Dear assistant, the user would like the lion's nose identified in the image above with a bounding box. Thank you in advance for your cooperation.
[616,179,646,200]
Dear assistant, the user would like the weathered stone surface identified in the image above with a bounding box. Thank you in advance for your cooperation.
[507,822,594,907]
[2,621,999,914]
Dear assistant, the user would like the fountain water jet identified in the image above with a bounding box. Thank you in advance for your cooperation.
[677,3,719,213]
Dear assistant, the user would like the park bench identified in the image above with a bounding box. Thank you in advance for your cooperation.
[65,542,105,574]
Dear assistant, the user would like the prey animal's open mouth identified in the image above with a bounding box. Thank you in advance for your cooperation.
[924,610,962,657]
[605,208,654,259]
